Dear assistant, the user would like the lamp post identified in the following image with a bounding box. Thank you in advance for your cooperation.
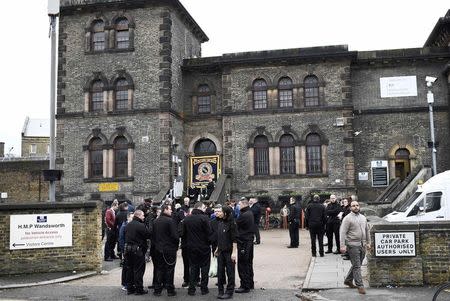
[426,76,438,176]
[48,0,59,202]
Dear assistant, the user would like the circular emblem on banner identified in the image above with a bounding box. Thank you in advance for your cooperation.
[196,162,213,181]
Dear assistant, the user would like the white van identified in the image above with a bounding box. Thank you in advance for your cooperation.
[384,170,450,222]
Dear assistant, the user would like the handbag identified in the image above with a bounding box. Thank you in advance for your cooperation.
[208,255,218,277]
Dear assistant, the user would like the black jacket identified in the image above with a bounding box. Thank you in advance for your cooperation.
[236,206,254,242]
[305,201,326,228]
[181,209,212,255]
[217,217,237,252]
[288,203,300,223]
[152,213,179,253]
[250,202,261,225]
[326,202,342,224]
[114,209,128,231]
[125,217,152,251]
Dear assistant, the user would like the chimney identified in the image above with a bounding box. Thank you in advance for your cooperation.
[0,142,4,157]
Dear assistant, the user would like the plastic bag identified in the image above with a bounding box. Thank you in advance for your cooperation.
[209,256,218,277]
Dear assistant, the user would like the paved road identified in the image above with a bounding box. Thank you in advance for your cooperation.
[0,229,311,301]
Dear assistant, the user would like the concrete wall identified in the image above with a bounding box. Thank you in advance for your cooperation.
[368,221,450,286]
[0,202,102,275]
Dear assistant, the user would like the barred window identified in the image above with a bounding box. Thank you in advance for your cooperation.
[194,139,216,156]
[253,79,268,109]
[89,138,103,178]
[278,77,293,108]
[90,80,103,112]
[115,18,129,49]
[115,78,128,111]
[280,134,295,174]
[91,20,105,51]
[304,75,319,107]
[114,136,128,178]
[306,133,322,174]
[197,84,211,114]
[254,135,269,175]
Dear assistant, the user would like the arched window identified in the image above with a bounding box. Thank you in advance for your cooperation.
[115,17,129,49]
[194,139,216,156]
[253,79,268,109]
[91,20,105,51]
[278,77,293,108]
[280,134,295,174]
[115,78,128,110]
[114,136,128,178]
[254,135,269,175]
[90,80,104,112]
[304,75,319,107]
[306,133,322,173]
[197,84,211,114]
[89,138,103,178]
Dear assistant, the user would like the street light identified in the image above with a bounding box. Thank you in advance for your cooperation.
[48,0,59,202]
[425,76,438,176]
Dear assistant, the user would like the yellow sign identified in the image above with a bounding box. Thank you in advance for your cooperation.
[98,183,119,192]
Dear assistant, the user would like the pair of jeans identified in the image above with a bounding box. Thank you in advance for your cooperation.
[188,251,210,293]
[153,250,177,293]
[345,244,365,287]
[289,221,299,247]
[309,224,324,255]
[217,250,235,294]
[237,240,254,289]
[125,246,146,292]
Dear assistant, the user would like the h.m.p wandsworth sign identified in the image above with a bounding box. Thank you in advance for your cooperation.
[9,213,73,250]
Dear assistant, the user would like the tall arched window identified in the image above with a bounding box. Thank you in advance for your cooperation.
[115,17,130,49]
[280,134,295,174]
[254,135,269,175]
[306,133,322,173]
[89,138,103,178]
[90,80,104,112]
[115,78,128,110]
[197,84,211,114]
[114,136,128,178]
[91,20,105,51]
[278,77,293,108]
[194,139,216,156]
[304,75,319,107]
[253,79,268,109]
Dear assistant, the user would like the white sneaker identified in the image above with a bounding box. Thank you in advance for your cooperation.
[121,286,127,291]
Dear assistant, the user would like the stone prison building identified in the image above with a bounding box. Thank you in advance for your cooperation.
[56,0,450,207]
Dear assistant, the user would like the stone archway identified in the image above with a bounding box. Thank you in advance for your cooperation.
[387,144,417,180]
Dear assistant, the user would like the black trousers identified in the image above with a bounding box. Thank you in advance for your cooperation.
[125,247,146,292]
[309,224,325,256]
[237,240,254,289]
[326,222,340,252]
[182,247,190,283]
[154,250,177,293]
[218,250,235,294]
[254,223,260,243]
[188,251,210,293]
[104,228,116,259]
[288,221,299,247]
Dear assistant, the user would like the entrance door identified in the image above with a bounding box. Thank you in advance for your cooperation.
[394,148,410,180]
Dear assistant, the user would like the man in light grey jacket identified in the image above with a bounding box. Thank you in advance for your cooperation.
[339,200,371,295]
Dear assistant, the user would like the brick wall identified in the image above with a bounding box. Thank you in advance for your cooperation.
[368,221,450,286]
[0,201,102,275]
[0,160,49,203]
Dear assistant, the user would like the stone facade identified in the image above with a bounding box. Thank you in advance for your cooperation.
[56,1,450,205]
[0,202,102,275]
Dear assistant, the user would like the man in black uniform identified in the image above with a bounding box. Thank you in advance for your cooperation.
[249,198,261,245]
[305,195,326,257]
[287,197,300,248]
[124,210,152,295]
[235,198,255,293]
[152,204,179,297]
[181,202,213,296]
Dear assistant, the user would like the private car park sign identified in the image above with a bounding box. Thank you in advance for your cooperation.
[10,213,73,250]
[374,232,416,257]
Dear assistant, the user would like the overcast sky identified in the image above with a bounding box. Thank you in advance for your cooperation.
[1,0,448,156]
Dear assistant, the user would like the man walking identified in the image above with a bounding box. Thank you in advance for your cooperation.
[325,194,341,254]
[181,202,213,296]
[287,197,300,248]
[305,195,326,257]
[152,204,179,297]
[124,210,152,295]
[339,200,370,295]
[235,198,255,293]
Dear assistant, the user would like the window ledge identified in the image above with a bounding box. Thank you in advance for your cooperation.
[84,177,134,183]
[85,48,135,55]
[248,173,328,180]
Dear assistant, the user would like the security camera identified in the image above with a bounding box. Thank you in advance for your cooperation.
[425,76,437,87]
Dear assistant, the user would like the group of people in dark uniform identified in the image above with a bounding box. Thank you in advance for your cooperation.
[118,196,257,299]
